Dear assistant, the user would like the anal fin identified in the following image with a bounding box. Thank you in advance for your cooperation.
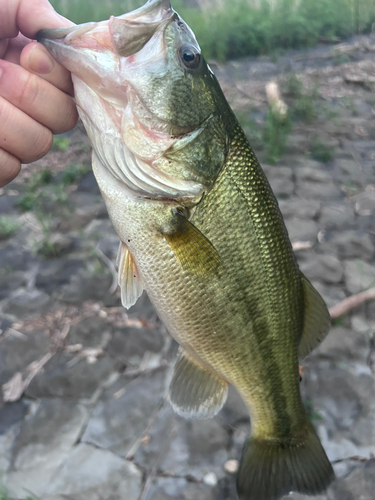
[298,274,331,359]
[169,348,228,419]
[116,242,143,309]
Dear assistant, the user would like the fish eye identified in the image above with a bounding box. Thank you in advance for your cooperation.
[180,44,201,70]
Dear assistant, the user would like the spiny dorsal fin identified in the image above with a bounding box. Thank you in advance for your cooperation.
[163,210,222,277]
[298,274,331,360]
[169,348,228,419]
[116,242,143,309]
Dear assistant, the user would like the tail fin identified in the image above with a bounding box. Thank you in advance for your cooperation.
[237,421,334,500]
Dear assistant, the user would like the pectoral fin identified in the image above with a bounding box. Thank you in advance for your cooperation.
[116,242,143,309]
[169,348,228,419]
[298,274,331,359]
[163,210,221,277]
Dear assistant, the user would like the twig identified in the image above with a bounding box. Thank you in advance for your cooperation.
[329,288,375,319]
[95,245,118,294]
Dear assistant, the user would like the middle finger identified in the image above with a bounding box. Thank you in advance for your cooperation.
[0,58,77,134]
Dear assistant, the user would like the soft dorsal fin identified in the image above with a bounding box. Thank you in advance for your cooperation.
[116,242,143,309]
[298,274,331,360]
[169,348,228,419]
[163,210,222,277]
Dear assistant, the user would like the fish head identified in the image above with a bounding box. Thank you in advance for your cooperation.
[38,0,232,201]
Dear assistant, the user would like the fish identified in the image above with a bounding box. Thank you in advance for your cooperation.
[38,1,335,498]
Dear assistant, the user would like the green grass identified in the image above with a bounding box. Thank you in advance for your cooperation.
[50,0,375,62]
[263,107,291,163]
[52,135,70,152]
[0,216,20,240]
[310,137,336,163]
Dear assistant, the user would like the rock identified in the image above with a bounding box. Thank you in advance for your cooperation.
[333,158,364,187]
[319,203,355,229]
[322,231,375,260]
[0,272,25,300]
[77,171,100,195]
[0,331,50,387]
[343,260,375,294]
[3,289,51,319]
[3,399,88,499]
[330,460,375,500]
[0,400,29,435]
[135,405,229,481]
[299,254,343,284]
[285,133,310,155]
[295,164,341,199]
[0,245,39,272]
[262,165,294,198]
[107,326,165,367]
[35,259,86,295]
[82,366,169,457]
[311,327,369,362]
[352,190,375,215]
[311,281,347,310]
[47,233,74,257]
[26,353,122,400]
[285,218,319,243]
[142,477,220,500]
[69,316,112,348]
[0,195,20,214]
[278,198,320,220]
[45,443,142,500]
[220,386,249,426]
[303,365,375,463]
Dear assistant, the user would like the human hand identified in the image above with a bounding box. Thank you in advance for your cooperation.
[0,0,78,187]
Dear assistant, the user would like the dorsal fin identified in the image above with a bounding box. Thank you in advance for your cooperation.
[169,348,228,419]
[298,274,331,360]
[116,242,143,309]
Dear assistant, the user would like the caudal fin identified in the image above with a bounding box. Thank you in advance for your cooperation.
[237,421,334,500]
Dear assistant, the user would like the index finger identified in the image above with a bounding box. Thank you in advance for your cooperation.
[0,0,74,39]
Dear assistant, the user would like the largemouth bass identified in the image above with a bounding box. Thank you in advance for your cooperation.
[38,1,334,498]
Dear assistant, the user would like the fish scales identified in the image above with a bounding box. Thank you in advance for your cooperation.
[38,1,334,498]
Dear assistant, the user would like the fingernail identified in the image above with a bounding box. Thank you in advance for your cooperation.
[28,45,55,74]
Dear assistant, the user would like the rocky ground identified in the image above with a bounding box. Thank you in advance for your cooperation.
[0,34,375,500]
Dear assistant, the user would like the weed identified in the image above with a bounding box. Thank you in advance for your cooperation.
[0,216,20,239]
[52,136,70,152]
[304,399,324,422]
[61,164,90,185]
[310,138,335,163]
[263,107,291,163]
[292,91,319,123]
[50,0,375,62]
[283,73,303,97]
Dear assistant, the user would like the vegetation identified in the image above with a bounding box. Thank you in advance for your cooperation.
[0,216,20,240]
[52,135,70,152]
[310,137,336,163]
[50,0,375,62]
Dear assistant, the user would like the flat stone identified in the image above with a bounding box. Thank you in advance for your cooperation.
[343,260,375,294]
[82,366,169,456]
[311,281,347,310]
[143,477,221,500]
[311,327,369,362]
[278,199,320,220]
[285,218,319,243]
[0,330,50,386]
[26,353,121,400]
[295,165,341,200]
[135,405,229,481]
[77,171,101,195]
[35,259,85,294]
[45,443,142,500]
[352,190,375,215]
[333,158,364,187]
[0,245,39,272]
[69,316,112,348]
[107,326,165,367]
[299,254,343,284]
[3,399,88,499]
[0,271,25,300]
[263,165,294,198]
[0,195,20,214]
[303,365,375,463]
[319,203,355,229]
[322,231,375,260]
[3,289,51,319]
[285,133,310,155]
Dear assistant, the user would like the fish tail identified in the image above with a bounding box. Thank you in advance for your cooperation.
[237,420,334,500]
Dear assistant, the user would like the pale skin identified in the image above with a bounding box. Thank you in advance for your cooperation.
[0,0,78,187]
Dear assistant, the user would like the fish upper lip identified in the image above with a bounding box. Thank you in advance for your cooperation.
[37,23,98,43]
